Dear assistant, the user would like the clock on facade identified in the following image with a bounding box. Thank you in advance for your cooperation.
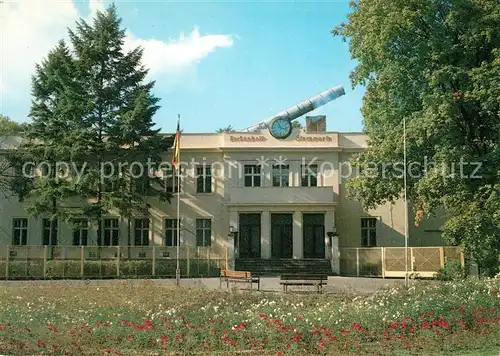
[268,116,293,139]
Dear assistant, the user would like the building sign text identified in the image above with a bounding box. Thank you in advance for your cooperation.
[229,135,267,142]
[295,133,333,142]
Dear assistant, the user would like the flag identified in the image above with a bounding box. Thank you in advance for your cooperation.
[414,203,424,227]
[172,116,180,169]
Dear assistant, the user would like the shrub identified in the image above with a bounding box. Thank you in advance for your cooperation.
[436,260,466,281]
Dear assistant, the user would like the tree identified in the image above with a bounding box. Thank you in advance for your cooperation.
[333,0,500,275]
[216,125,235,133]
[0,115,26,136]
[0,115,27,197]
[14,5,174,246]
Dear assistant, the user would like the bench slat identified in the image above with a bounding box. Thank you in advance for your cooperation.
[220,269,260,291]
[280,275,327,280]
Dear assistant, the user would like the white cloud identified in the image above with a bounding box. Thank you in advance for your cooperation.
[123,28,234,75]
[0,0,235,96]
[1,0,79,94]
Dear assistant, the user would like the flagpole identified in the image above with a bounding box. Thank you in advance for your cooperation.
[176,114,181,286]
[404,117,409,288]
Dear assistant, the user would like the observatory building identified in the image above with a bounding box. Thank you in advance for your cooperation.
[0,122,444,275]
[0,86,445,275]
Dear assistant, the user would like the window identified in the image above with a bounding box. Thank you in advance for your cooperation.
[196,219,212,246]
[72,219,88,246]
[102,164,117,192]
[301,164,318,187]
[272,164,289,187]
[42,218,58,245]
[164,166,181,193]
[134,218,150,246]
[361,218,377,247]
[131,164,149,194]
[102,218,119,246]
[12,218,28,245]
[196,165,212,193]
[244,165,261,187]
[164,218,179,246]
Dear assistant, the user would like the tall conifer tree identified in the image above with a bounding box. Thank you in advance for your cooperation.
[15,4,173,246]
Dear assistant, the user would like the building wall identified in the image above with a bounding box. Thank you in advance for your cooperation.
[0,129,446,257]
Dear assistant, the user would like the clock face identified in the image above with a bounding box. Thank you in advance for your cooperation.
[269,117,293,139]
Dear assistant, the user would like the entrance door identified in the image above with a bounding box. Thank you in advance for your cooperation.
[238,213,261,258]
[271,213,293,258]
[303,213,325,258]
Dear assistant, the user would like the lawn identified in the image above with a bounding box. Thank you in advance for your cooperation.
[0,278,499,355]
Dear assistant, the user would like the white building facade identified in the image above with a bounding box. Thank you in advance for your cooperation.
[0,128,444,274]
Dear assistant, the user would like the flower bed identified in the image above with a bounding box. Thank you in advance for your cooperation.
[0,278,498,354]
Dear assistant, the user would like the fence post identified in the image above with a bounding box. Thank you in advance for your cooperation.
[356,248,360,277]
[207,248,211,276]
[439,247,445,269]
[459,249,465,269]
[80,246,84,279]
[5,245,9,280]
[116,246,120,278]
[381,247,386,279]
[410,247,415,272]
[24,247,28,278]
[152,246,156,277]
[187,247,190,278]
[43,245,48,279]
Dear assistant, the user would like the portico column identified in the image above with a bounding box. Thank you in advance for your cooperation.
[326,210,340,275]
[331,235,340,275]
[228,210,238,269]
[261,211,271,259]
[293,210,303,259]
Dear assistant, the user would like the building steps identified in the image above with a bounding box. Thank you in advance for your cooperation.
[235,258,333,276]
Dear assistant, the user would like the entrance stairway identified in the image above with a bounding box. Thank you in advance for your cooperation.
[235,258,333,276]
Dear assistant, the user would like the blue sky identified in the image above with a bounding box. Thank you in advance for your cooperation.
[2,1,364,133]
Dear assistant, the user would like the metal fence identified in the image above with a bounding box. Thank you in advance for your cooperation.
[339,246,464,278]
[0,245,227,280]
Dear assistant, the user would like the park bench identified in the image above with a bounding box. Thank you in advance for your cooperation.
[280,273,328,293]
[220,269,260,291]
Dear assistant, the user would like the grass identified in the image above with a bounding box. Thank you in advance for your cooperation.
[0,278,498,355]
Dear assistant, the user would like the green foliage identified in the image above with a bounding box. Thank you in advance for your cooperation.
[333,0,500,275]
[10,5,174,238]
[436,260,466,281]
[216,125,235,132]
[0,278,498,354]
[0,115,26,136]
[0,115,27,196]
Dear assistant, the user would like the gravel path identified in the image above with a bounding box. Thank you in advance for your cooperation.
[0,276,409,294]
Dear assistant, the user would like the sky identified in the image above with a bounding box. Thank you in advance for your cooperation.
[1,0,365,134]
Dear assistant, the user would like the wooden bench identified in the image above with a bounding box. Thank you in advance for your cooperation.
[220,269,260,291]
[280,273,328,293]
